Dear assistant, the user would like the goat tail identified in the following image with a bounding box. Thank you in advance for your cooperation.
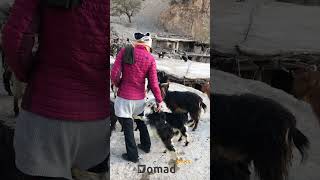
[290,127,310,162]
[200,101,207,112]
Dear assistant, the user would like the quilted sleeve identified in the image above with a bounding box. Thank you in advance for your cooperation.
[2,0,40,82]
[147,57,163,103]
[111,48,125,87]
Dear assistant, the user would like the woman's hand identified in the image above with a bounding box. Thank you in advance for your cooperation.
[111,81,118,88]
[156,102,163,112]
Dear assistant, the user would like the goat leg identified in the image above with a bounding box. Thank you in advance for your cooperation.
[14,97,19,117]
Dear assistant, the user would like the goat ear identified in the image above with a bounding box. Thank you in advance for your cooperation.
[160,83,169,91]
[164,83,170,91]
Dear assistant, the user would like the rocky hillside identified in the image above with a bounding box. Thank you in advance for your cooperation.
[159,0,210,42]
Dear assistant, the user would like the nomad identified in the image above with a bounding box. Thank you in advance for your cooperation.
[138,165,176,174]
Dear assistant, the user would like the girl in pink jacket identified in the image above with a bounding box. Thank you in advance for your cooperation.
[111,32,163,162]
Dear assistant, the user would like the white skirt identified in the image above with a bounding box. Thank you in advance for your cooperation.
[14,110,109,180]
[114,96,145,119]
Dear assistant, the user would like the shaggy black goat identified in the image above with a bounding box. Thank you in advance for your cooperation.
[146,110,189,160]
[213,93,309,180]
[160,83,207,131]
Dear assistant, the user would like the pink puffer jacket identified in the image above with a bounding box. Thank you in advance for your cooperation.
[2,0,110,121]
[111,45,163,103]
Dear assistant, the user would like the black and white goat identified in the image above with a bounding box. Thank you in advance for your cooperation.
[146,107,190,160]
[160,83,207,131]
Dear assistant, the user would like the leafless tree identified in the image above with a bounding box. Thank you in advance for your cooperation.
[111,0,142,23]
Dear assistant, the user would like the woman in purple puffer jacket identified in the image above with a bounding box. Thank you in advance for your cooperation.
[111,33,163,163]
[2,0,110,179]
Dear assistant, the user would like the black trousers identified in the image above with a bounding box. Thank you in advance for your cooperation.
[119,114,151,160]
[135,119,151,150]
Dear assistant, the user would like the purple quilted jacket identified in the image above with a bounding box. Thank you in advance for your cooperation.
[2,0,110,121]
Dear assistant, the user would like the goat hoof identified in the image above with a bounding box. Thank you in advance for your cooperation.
[185,142,189,146]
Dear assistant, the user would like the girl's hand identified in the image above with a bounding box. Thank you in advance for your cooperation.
[156,102,163,112]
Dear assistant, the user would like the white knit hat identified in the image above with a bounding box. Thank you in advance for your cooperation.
[134,32,152,48]
[141,35,152,48]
